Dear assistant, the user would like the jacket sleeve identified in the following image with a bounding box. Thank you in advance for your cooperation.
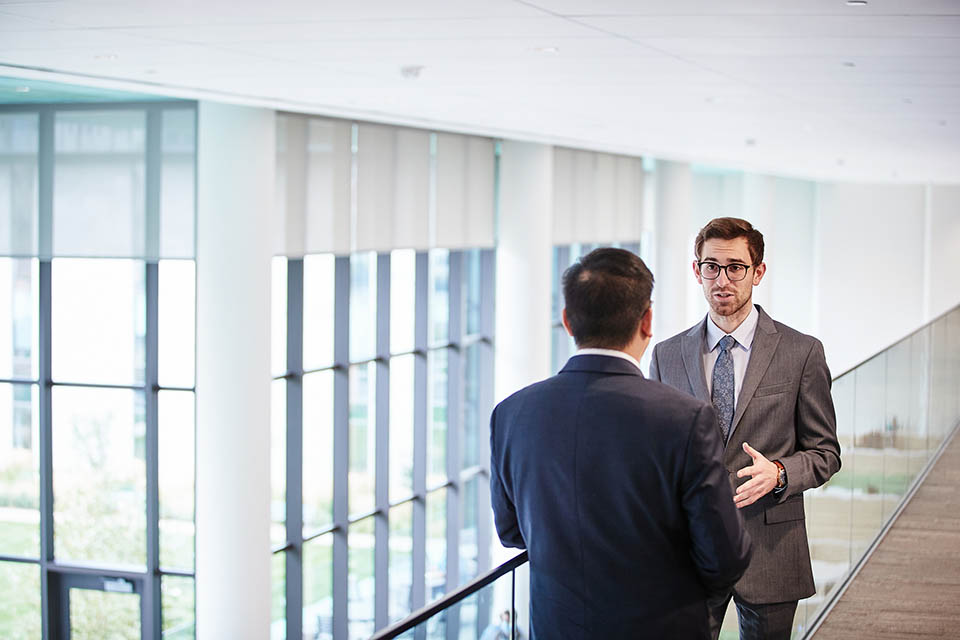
[489,405,525,549]
[648,344,662,382]
[681,404,752,596]
[778,338,842,500]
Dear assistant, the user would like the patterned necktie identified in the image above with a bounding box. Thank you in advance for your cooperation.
[712,334,737,443]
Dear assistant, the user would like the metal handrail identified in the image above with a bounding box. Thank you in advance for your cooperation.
[370,551,528,640]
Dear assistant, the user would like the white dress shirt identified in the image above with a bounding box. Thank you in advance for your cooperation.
[574,347,644,374]
[703,304,759,405]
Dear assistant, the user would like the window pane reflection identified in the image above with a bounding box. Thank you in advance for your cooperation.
[426,489,447,602]
[460,476,479,585]
[348,517,375,640]
[350,252,377,363]
[304,254,335,370]
[0,114,39,257]
[390,249,416,355]
[52,258,145,385]
[70,588,140,640]
[463,342,481,470]
[0,383,39,558]
[304,370,334,533]
[53,386,146,568]
[304,535,333,640]
[427,350,448,488]
[0,258,38,381]
[464,249,482,337]
[160,109,196,260]
[158,260,196,388]
[272,551,286,640]
[390,355,415,502]
[389,502,413,623]
[349,363,377,517]
[159,390,195,571]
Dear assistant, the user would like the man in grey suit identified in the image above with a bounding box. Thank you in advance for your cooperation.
[649,217,841,640]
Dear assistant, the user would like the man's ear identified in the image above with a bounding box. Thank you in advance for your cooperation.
[640,305,653,339]
[753,261,766,285]
[692,260,703,285]
[561,308,574,337]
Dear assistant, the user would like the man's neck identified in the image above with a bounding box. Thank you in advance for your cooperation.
[709,300,754,334]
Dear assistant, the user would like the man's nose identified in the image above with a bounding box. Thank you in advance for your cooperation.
[716,269,731,286]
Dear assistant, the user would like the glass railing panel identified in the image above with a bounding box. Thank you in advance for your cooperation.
[881,338,913,522]
[905,328,932,479]
[849,353,885,561]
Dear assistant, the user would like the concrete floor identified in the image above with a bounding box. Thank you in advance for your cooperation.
[813,427,960,639]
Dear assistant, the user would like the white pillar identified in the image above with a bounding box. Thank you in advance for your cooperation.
[195,102,275,639]
[494,140,554,403]
[653,160,694,343]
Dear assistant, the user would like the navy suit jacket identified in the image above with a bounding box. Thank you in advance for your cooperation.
[490,355,751,639]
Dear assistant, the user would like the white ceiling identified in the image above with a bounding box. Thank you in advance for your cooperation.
[1,0,959,183]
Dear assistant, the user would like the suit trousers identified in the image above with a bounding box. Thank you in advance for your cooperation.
[708,591,798,640]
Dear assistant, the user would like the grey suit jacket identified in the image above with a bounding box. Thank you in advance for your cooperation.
[649,305,841,604]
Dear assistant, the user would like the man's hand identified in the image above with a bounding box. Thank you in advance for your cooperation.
[734,442,778,509]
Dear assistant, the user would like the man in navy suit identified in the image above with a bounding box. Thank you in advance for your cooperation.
[490,248,751,639]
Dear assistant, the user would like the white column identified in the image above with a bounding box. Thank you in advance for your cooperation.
[195,102,275,639]
[653,160,694,344]
[494,140,553,403]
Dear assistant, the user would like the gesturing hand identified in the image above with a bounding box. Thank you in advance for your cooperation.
[733,442,778,509]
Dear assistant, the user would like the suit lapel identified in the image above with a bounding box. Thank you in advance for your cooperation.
[681,319,711,405]
[730,306,780,436]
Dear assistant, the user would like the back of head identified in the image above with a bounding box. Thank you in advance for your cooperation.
[562,248,654,349]
[694,217,765,265]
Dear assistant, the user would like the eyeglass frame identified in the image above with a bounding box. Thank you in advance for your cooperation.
[696,261,756,282]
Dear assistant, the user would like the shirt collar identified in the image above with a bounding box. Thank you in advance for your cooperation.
[574,348,644,373]
[705,304,759,352]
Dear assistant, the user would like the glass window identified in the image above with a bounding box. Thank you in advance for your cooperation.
[161,575,195,639]
[428,250,449,347]
[69,587,141,639]
[271,257,288,378]
[390,249,416,355]
[349,363,376,517]
[53,110,146,258]
[350,252,377,363]
[348,517,375,640]
[389,502,414,623]
[425,489,447,603]
[0,383,39,558]
[0,257,38,381]
[304,370,334,533]
[271,551,286,640]
[463,342,482,470]
[159,390,195,571]
[304,254,335,371]
[158,260,196,388]
[427,349,448,488]
[304,535,333,640]
[0,561,41,638]
[52,258,145,386]
[271,378,287,548]
[389,355,415,502]
[464,249,482,337]
[53,386,147,568]
[459,476,480,585]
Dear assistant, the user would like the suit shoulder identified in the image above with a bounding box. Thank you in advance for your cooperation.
[771,318,822,348]
[652,325,694,353]
[641,377,711,417]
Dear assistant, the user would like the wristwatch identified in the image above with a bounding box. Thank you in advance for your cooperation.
[773,460,787,490]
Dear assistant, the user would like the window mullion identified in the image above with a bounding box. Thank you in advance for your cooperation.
[332,255,351,640]
[285,258,304,640]
[411,251,429,614]
[374,253,391,630]
[144,262,161,638]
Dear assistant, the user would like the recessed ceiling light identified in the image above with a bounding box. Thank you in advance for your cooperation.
[846,0,868,5]
[94,53,119,61]
[903,98,913,104]
[533,46,560,55]
[842,61,856,68]
[400,65,424,79]
[836,158,846,166]
[14,86,30,93]
[705,96,717,104]
[745,138,757,147]
[940,120,948,127]
[144,69,158,75]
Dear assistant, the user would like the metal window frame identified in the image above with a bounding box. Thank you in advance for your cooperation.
[0,101,199,640]
[274,245,497,640]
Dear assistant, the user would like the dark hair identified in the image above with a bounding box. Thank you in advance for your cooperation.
[694,217,765,265]
[562,248,654,349]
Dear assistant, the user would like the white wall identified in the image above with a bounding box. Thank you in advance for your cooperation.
[815,182,928,375]
[927,184,960,320]
[195,102,274,639]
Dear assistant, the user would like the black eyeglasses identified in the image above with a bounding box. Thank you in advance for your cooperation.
[697,261,753,282]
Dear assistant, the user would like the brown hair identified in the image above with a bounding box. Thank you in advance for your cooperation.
[694,217,765,265]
